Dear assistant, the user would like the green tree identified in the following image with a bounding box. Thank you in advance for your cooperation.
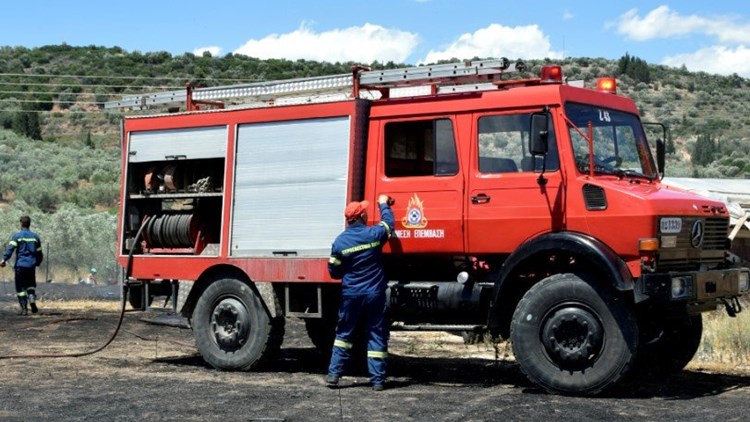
[11,105,42,140]
[691,133,716,166]
[617,53,651,84]
[666,132,676,155]
[81,129,94,149]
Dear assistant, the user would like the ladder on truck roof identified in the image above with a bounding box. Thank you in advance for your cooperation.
[104,58,526,111]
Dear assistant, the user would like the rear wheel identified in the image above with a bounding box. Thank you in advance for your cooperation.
[636,314,702,374]
[192,277,284,370]
[304,286,341,353]
[126,285,153,309]
[510,273,638,396]
[304,316,337,351]
[305,303,368,371]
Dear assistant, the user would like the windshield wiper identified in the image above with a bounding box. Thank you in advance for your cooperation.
[612,168,655,182]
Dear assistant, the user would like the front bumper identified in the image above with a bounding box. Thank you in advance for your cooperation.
[639,267,750,310]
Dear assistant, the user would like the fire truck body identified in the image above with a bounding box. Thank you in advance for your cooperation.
[112,61,749,395]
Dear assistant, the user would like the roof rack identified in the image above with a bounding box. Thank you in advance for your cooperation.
[104,58,526,111]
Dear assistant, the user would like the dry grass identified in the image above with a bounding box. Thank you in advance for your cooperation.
[40,299,123,312]
[694,299,750,370]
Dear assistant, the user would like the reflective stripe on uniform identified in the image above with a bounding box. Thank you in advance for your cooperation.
[328,257,341,266]
[17,291,27,297]
[334,339,353,349]
[18,238,38,243]
[8,240,17,247]
[341,241,381,256]
[378,221,392,238]
[367,350,388,359]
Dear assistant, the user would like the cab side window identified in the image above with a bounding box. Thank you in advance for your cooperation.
[384,119,458,177]
[478,114,559,173]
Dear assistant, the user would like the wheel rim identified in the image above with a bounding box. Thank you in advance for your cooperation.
[210,297,251,351]
[541,304,604,371]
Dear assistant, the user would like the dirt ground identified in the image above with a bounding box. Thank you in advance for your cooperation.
[2,281,750,422]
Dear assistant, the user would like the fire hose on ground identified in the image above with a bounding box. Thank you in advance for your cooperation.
[0,218,154,360]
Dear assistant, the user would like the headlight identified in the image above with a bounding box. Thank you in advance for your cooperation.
[739,271,750,293]
[671,276,693,300]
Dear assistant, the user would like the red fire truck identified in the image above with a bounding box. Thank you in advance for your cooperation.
[108,59,749,395]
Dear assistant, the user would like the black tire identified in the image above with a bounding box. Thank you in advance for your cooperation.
[636,314,702,374]
[510,273,638,396]
[127,286,153,309]
[305,308,368,372]
[127,281,173,309]
[303,286,341,353]
[192,277,284,371]
[305,317,337,351]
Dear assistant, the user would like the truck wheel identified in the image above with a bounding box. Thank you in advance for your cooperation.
[127,286,153,309]
[305,311,368,372]
[510,273,638,396]
[192,277,283,371]
[303,286,341,352]
[304,317,337,351]
[636,314,702,374]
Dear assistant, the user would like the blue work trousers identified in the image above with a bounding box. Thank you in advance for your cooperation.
[327,292,389,385]
[15,266,36,306]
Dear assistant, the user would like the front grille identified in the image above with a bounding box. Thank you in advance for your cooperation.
[657,216,728,271]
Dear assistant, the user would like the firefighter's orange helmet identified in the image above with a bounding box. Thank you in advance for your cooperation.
[344,200,369,220]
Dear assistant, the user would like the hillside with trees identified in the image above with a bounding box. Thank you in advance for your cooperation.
[0,45,749,281]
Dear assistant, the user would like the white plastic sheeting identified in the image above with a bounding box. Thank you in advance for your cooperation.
[663,177,750,232]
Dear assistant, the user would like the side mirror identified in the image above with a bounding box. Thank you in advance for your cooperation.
[643,122,668,180]
[529,112,550,155]
[656,138,665,178]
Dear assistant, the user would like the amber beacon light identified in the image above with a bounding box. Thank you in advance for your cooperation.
[596,77,617,94]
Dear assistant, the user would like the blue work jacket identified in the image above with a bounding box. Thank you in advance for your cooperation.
[328,203,395,296]
[3,228,42,269]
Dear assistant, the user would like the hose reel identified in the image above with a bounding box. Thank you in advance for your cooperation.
[143,213,198,249]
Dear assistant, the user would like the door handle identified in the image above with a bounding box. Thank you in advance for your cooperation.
[471,193,491,204]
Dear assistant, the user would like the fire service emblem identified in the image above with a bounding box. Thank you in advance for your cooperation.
[402,194,428,229]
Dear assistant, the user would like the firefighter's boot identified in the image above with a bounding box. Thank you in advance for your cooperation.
[29,293,38,314]
[18,298,28,316]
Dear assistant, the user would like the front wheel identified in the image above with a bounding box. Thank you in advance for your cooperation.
[636,314,702,374]
[192,277,284,370]
[510,273,638,396]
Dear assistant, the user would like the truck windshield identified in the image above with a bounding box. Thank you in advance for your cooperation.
[565,102,657,180]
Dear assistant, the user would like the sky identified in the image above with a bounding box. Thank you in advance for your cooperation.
[2,0,750,77]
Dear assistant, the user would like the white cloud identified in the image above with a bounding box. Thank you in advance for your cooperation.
[562,10,574,20]
[233,22,419,63]
[193,46,222,56]
[614,5,750,43]
[421,23,563,64]
[662,45,750,77]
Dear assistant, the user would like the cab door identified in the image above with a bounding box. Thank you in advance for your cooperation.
[373,117,464,254]
[466,111,564,253]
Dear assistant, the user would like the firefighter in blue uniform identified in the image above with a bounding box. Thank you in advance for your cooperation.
[1,216,43,315]
[326,194,394,391]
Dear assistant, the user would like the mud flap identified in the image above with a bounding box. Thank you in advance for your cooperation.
[177,280,193,314]
[255,281,281,318]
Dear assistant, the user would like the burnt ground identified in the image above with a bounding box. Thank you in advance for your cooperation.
[1,280,750,421]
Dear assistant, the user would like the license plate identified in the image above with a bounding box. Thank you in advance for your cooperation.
[660,217,682,234]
